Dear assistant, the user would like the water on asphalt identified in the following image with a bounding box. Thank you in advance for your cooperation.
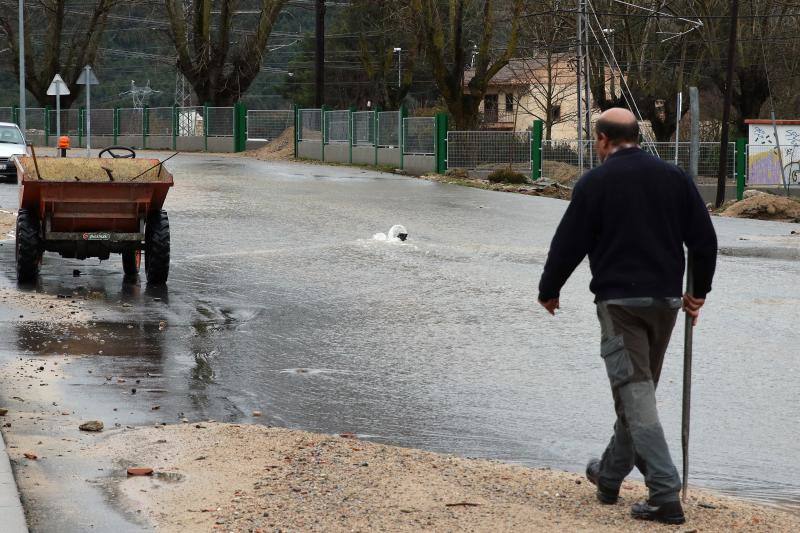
[0,154,798,529]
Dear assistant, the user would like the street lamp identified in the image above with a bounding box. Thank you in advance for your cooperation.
[602,28,616,98]
[393,47,402,88]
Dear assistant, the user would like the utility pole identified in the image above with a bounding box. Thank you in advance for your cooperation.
[715,0,739,208]
[315,0,325,107]
[583,0,592,168]
[576,0,583,171]
[18,0,26,134]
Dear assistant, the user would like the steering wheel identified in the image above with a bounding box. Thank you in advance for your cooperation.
[98,146,136,159]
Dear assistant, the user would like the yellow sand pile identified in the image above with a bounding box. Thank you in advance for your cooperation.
[721,191,800,222]
[246,127,295,161]
[15,156,171,183]
[542,160,582,184]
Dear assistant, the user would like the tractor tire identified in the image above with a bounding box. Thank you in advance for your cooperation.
[145,210,170,284]
[16,209,42,282]
[122,249,141,276]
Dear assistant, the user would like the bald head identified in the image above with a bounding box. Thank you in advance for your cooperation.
[595,108,639,145]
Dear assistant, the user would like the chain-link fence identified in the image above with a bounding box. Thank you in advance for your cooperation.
[48,109,81,136]
[378,111,400,147]
[325,110,350,143]
[118,108,144,136]
[206,107,234,137]
[447,131,531,171]
[89,109,115,136]
[403,117,435,155]
[25,108,47,134]
[176,107,203,137]
[0,107,12,123]
[148,107,173,137]
[540,140,736,185]
[352,111,374,146]
[299,108,322,141]
[247,109,293,141]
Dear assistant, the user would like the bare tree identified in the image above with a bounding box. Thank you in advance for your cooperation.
[0,0,117,107]
[411,0,524,129]
[164,0,287,106]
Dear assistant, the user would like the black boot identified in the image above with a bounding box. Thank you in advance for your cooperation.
[585,459,619,504]
[631,499,686,525]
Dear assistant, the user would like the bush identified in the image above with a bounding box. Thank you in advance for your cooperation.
[445,168,470,179]
[488,167,528,184]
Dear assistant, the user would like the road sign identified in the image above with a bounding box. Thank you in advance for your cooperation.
[78,66,100,154]
[77,66,99,86]
[47,73,70,96]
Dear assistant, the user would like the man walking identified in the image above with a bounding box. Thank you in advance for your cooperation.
[537,108,717,524]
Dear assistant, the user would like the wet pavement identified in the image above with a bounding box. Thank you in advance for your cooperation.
[0,153,799,530]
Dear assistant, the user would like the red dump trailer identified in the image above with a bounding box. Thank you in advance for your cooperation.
[14,148,174,283]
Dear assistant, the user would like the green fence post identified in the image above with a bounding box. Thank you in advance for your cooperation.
[320,105,328,162]
[172,105,178,150]
[142,105,149,150]
[203,102,209,152]
[293,104,299,159]
[78,107,85,148]
[373,107,380,167]
[45,105,52,146]
[348,106,355,164]
[399,106,407,170]
[233,102,247,152]
[434,112,449,174]
[736,137,747,201]
[531,119,543,181]
[113,107,119,145]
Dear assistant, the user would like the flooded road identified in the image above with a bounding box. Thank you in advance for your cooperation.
[0,153,798,529]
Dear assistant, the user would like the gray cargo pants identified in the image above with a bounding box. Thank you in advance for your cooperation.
[596,299,682,504]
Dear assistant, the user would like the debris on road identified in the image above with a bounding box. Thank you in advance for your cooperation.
[23,452,38,460]
[127,467,154,476]
[720,191,800,222]
[79,420,104,432]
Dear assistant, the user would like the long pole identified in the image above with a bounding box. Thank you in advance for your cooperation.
[398,49,402,88]
[715,0,739,208]
[56,83,61,141]
[314,0,325,107]
[86,66,92,156]
[683,86,700,503]
[576,0,583,171]
[18,0,26,134]
[674,91,682,165]
[583,0,592,168]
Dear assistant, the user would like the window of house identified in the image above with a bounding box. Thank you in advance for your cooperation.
[505,94,514,113]
[551,105,561,121]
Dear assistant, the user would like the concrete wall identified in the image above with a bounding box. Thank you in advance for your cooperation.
[177,136,206,152]
[146,136,174,150]
[246,140,268,151]
[377,148,401,168]
[298,141,323,160]
[352,145,374,166]
[404,155,435,175]
[324,143,349,164]
[208,137,235,152]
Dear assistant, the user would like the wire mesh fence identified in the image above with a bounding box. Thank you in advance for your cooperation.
[89,109,115,136]
[352,111,374,146]
[47,108,82,135]
[206,107,234,137]
[378,111,400,147]
[747,144,800,186]
[148,107,174,136]
[447,131,531,171]
[0,107,12,123]
[299,108,322,141]
[325,110,350,143]
[403,117,435,155]
[540,140,736,185]
[176,107,203,137]
[118,108,143,136]
[25,108,47,134]
[247,110,293,141]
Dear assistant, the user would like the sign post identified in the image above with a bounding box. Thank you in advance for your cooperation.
[47,74,70,144]
[77,65,99,155]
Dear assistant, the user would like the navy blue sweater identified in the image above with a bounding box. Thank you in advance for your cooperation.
[538,147,717,302]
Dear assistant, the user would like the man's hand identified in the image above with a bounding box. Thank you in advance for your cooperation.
[682,293,705,326]
[539,298,560,316]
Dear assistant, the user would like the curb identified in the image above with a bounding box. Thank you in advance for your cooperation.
[0,429,28,533]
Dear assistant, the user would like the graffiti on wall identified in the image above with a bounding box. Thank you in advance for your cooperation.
[748,125,800,186]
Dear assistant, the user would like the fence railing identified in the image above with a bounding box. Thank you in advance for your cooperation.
[247,109,293,141]
[448,131,531,170]
[298,108,322,141]
[0,107,12,123]
[325,110,349,143]
[378,111,401,147]
[403,117,435,155]
[352,111,374,146]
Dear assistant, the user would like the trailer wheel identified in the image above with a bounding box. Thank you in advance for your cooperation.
[122,249,141,276]
[16,209,43,282]
[145,210,170,284]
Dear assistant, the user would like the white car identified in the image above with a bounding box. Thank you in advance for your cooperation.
[0,122,28,183]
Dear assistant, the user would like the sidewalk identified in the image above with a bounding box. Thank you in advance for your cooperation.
[0,429,28,533]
